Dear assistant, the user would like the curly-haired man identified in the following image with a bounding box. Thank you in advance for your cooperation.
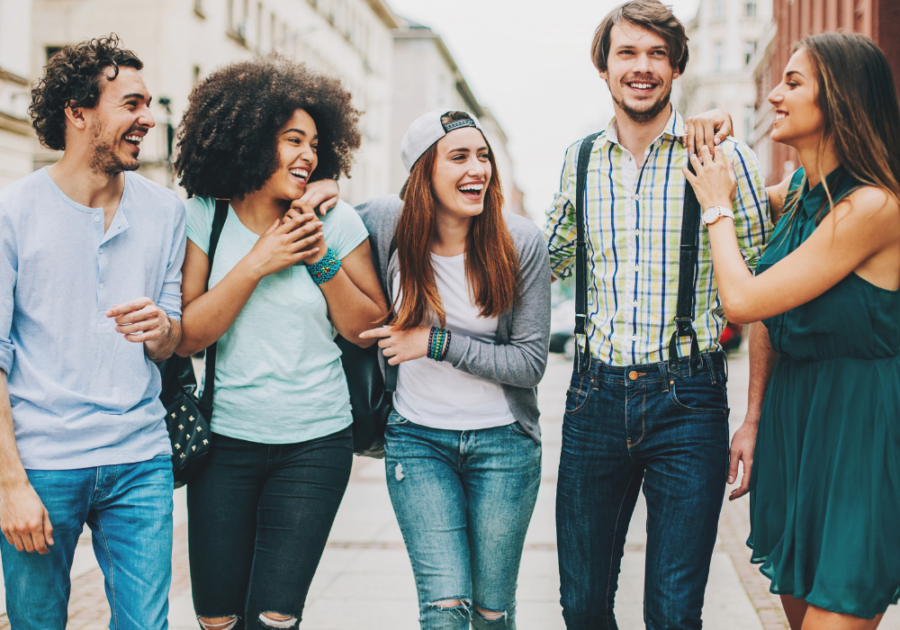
[0,35,183,629]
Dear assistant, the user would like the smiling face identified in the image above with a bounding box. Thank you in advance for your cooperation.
[600,22,679,124]
[82,66,154,175]
[261,109,319,201]
[430,127,492,221]
[768,49,825,148]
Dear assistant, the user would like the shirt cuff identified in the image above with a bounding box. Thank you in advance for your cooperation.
[0,340,14,375]
[157,292,183,323]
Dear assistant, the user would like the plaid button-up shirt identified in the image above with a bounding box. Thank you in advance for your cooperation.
[544,108,771,367]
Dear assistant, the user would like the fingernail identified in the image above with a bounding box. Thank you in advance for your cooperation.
[727,476,734,483]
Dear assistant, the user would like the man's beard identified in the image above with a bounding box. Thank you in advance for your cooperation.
[611,81,672,124]
[89,121,140,176]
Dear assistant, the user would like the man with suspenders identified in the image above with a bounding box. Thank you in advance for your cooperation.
[543,1,771,627]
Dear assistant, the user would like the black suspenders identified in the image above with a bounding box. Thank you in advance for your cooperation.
[573,134,703,377]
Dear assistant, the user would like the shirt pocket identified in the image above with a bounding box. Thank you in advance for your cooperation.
[291,265,324,304]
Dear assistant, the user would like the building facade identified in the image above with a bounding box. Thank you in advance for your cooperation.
[391,18,526,216]
[675,0,773,144]
[0,0,35,189]
[752,0,900,183]
[29,0,399,203]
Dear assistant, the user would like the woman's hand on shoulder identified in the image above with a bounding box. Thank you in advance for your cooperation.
[683,109,733,154]
[247,209,323,279]
[359,325,430,365]
[299,179,340,215]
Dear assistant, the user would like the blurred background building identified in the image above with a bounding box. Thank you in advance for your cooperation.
[674,0,773,144]
[0,0,34,189]
[1,0,526,214]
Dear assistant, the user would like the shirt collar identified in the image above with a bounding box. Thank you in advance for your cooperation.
[603,105,684,147]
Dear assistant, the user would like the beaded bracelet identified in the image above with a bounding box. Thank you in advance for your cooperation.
[427,327,452,361]
[307,248,341,285]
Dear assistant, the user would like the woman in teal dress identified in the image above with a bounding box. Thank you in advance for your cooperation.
[685,33,900,629]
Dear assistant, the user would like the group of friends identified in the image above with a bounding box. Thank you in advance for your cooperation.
[1,1,899,629]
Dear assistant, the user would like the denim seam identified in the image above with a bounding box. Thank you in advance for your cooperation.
[94,511,118,629]
[627,387,648,449]
[667,383,729,415]
[606,470,638,629]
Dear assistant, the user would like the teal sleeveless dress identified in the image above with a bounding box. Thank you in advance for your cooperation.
[748,166,900,618]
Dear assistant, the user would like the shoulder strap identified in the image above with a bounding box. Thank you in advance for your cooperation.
[383,234,399,392]
[199,199,229,409]
[667,170,704,378]
[574,132,602,374]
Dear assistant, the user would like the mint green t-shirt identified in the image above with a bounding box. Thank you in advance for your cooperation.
[185,197,368,444]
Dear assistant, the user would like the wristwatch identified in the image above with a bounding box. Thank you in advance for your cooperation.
[701,205,735,226]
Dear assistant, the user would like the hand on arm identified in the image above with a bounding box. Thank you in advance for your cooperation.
[728,321,778,500]
[0,371,53,554]
[176,209,323,356]
[359,325,430,364]
[682,109,733,154]
[684,146,900,323]
[106,298,182,361]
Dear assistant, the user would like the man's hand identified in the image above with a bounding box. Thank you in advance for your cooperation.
[359,325,430,365]
[683,109,734,154]
[107,298,182,361]
[727,418,758,501]
[0,482,53,554]
[107,298,170,344]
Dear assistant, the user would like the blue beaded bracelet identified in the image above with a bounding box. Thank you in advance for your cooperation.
[307,248,341,284]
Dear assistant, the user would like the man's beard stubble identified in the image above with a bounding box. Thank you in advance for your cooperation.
[89,121,140,176]
[611,81,672,124]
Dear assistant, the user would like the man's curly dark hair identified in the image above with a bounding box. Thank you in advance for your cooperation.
[29,34,143,151]
[175,55,362,199]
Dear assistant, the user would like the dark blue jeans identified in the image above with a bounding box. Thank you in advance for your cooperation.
[556,353,730,630]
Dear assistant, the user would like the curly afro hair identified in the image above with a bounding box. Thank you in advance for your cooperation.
[29,34,143,151]
[175,55,362,199]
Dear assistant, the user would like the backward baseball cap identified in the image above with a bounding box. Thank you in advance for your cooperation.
[400,108,485,172]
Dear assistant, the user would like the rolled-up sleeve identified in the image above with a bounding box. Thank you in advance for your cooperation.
[0,205,16,374]
[158,200,187,321]
[728,140,772,270]
[543,141,580,279]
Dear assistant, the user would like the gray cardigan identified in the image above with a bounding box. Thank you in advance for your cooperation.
[355,195,551,443]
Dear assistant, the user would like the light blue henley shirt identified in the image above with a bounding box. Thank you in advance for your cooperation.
[0,168,186,470]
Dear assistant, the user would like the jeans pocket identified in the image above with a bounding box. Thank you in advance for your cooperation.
[565,370,593,416]
[387,411,411,426]
[669,378,729,415]
[508,421,530,438]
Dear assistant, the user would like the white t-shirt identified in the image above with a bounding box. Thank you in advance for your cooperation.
[392,252,517,430]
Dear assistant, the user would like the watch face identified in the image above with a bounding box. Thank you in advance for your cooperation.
[703,208,718,224]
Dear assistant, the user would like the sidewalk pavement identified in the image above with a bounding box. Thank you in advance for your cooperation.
[1,351,898,629]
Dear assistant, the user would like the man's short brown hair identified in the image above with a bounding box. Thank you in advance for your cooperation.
[591,0,689,74]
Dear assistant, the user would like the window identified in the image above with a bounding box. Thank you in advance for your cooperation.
[45,46,63,62]
[744,40,757,66]
[256,2,263,50]
[713,41,723,71]
[193,65,201,85]
[745,0,757,18]
[744,105,755,141]
[712,0,725,21]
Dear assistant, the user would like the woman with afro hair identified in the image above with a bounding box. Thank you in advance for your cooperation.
[173,55,388,630]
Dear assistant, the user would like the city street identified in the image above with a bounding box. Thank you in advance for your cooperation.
[0,350,898,629]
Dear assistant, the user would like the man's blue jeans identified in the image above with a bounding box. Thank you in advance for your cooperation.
[385,412,542,630]
[0,455,174,630]
[556,354,730,630]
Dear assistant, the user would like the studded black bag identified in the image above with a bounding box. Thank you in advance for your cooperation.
[157,199,228,487]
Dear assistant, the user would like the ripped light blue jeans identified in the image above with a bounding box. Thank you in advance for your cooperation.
[384,411,541,630]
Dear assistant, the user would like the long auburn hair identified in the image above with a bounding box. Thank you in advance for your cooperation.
[392,112,520,330]
[780,32,900,224]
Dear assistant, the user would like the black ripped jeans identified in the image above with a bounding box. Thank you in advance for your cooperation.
[187,427,353,629]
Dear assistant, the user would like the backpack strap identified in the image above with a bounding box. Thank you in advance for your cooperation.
[574,132,602,374]
[666,170,704,378]
[199,199,229,410]
[384,235,399,393]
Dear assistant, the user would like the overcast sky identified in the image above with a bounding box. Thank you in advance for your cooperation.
[386,0,701,217]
